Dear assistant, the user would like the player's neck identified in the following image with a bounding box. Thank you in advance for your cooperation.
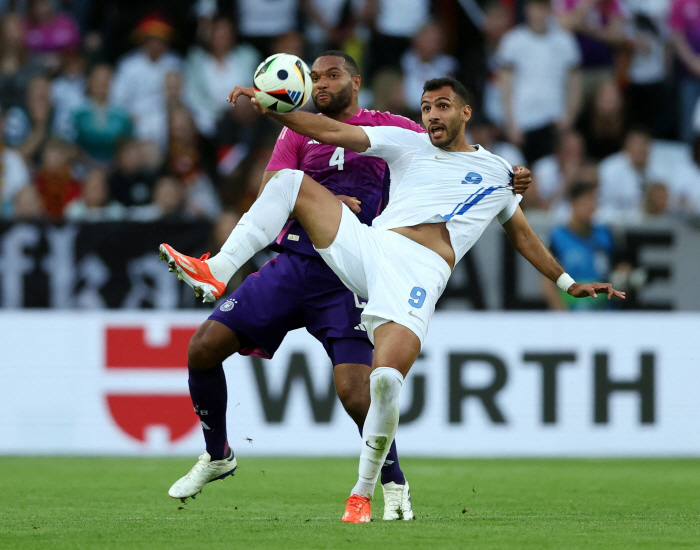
[326,103,361,123]
[440,134,477,153]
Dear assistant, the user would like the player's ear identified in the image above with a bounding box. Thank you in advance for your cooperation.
[462,104,472,123]
[353,74,361,91]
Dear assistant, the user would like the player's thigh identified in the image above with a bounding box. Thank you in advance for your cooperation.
[293,173,343,250]
[208,253,306,359]
[371,322,421,378]
[188,320,241,369]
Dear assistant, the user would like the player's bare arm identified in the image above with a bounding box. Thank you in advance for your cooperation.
[228,86,371,153]
[503,207,626,300]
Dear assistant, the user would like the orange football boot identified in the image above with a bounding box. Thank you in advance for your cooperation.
[342,494,372,523]
[158,243,226,303]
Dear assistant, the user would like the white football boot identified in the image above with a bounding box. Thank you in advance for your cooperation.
[382,479,414,520]
[168,451,237,501]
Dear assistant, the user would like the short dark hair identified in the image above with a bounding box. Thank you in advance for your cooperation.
[422,77,472,106]
[316,50,359,77]
[568,181,597,202]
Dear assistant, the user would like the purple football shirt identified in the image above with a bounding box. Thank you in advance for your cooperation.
[266,108,425,256]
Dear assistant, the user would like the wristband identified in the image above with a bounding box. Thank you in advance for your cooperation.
[556,273,575,292]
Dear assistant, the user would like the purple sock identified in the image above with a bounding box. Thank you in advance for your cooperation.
[381,439,405,485]
[358,426,405,485]
[188,364,230,460]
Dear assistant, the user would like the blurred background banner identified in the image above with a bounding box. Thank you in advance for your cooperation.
[1,218,698,310]
[2,311,698,456]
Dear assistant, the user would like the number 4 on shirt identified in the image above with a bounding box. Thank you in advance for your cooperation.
[330,147,345,170]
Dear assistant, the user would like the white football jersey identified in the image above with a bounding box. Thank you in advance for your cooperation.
[359,125,522,265]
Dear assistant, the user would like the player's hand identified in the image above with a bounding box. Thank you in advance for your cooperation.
[227,86,266,114]
[511,165,531,194]
[337,195,361,214]
[568,282,626,300]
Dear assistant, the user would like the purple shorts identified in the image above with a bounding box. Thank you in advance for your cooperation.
[208,251,373,366]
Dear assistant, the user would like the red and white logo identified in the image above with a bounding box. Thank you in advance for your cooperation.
[105,326,199,445]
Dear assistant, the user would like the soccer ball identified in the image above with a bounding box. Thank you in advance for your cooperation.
[253,53,312,113]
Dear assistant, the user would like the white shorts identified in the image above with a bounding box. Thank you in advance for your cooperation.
[316,204,451,347]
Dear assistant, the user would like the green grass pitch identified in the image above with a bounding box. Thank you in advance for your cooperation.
[1,457,698,549]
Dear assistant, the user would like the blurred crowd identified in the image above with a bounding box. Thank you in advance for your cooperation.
[0,0,699,269]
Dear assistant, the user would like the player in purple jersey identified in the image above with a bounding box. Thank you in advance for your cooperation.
[160,52,532,518]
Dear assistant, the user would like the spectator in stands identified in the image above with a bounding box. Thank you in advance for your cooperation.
[64,167,125,221]
[542,182,618,310]
[577,78,627,160]
[532,129,588,212]
[234,0,300,57]
[129,174,187,221]
[23,0,81,72]
[0,12,44,109]
[625,3,673,138]
[108,138,156,207]
[642,181,670,218]
[480,2,516,128]
[497,0,583,163]
[400,20,458,114]
[0,119,31,218]
[11,183,45,220]
[165,104,220,220]
[597,125,669,222]
[33,137,80,220]
[184,15,260,137]
[363,0,431,84]
[669,0,700,142]
[111,14,181,152]
[555,0,628,96]
[71,64,133,163]
[51,49,86,140]
[270,31,306,59]
[4,74,55,165]
[676,135,700,215]
[302,0,360,57]
[467,114,526,167]
[370,69,413,119]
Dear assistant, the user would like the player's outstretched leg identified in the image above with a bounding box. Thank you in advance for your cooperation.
[159,168,342,302]
[342,323,420,523]
[334,362,412,520]
[169,321,241,500]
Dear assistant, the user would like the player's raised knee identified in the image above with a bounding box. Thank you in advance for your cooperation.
[369,367,404,405]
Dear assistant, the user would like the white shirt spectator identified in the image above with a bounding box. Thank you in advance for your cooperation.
[111,49,182,150]
[51,73,86,140]
[626,0,670,85]
[532,154,562,203]
[401,51,458,111]
[496,23,581,130]
[597,144,674,222]
[675,161,700,215]
[0,146,30,218]
[375,0,430,36]
[184,45,260,136]
[237,0,298,37]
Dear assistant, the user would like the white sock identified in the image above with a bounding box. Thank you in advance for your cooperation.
[206,169,304,282]
[351,367,404,498]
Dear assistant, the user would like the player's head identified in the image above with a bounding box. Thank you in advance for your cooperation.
[568,181,598,225]
[421,77,472,148]
[310,51,361,115]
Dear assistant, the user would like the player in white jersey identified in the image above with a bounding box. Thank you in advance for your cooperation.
[202,76,625,522]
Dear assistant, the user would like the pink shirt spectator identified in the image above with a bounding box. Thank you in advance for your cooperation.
[24,13,80,53]
[669,0,700,53]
